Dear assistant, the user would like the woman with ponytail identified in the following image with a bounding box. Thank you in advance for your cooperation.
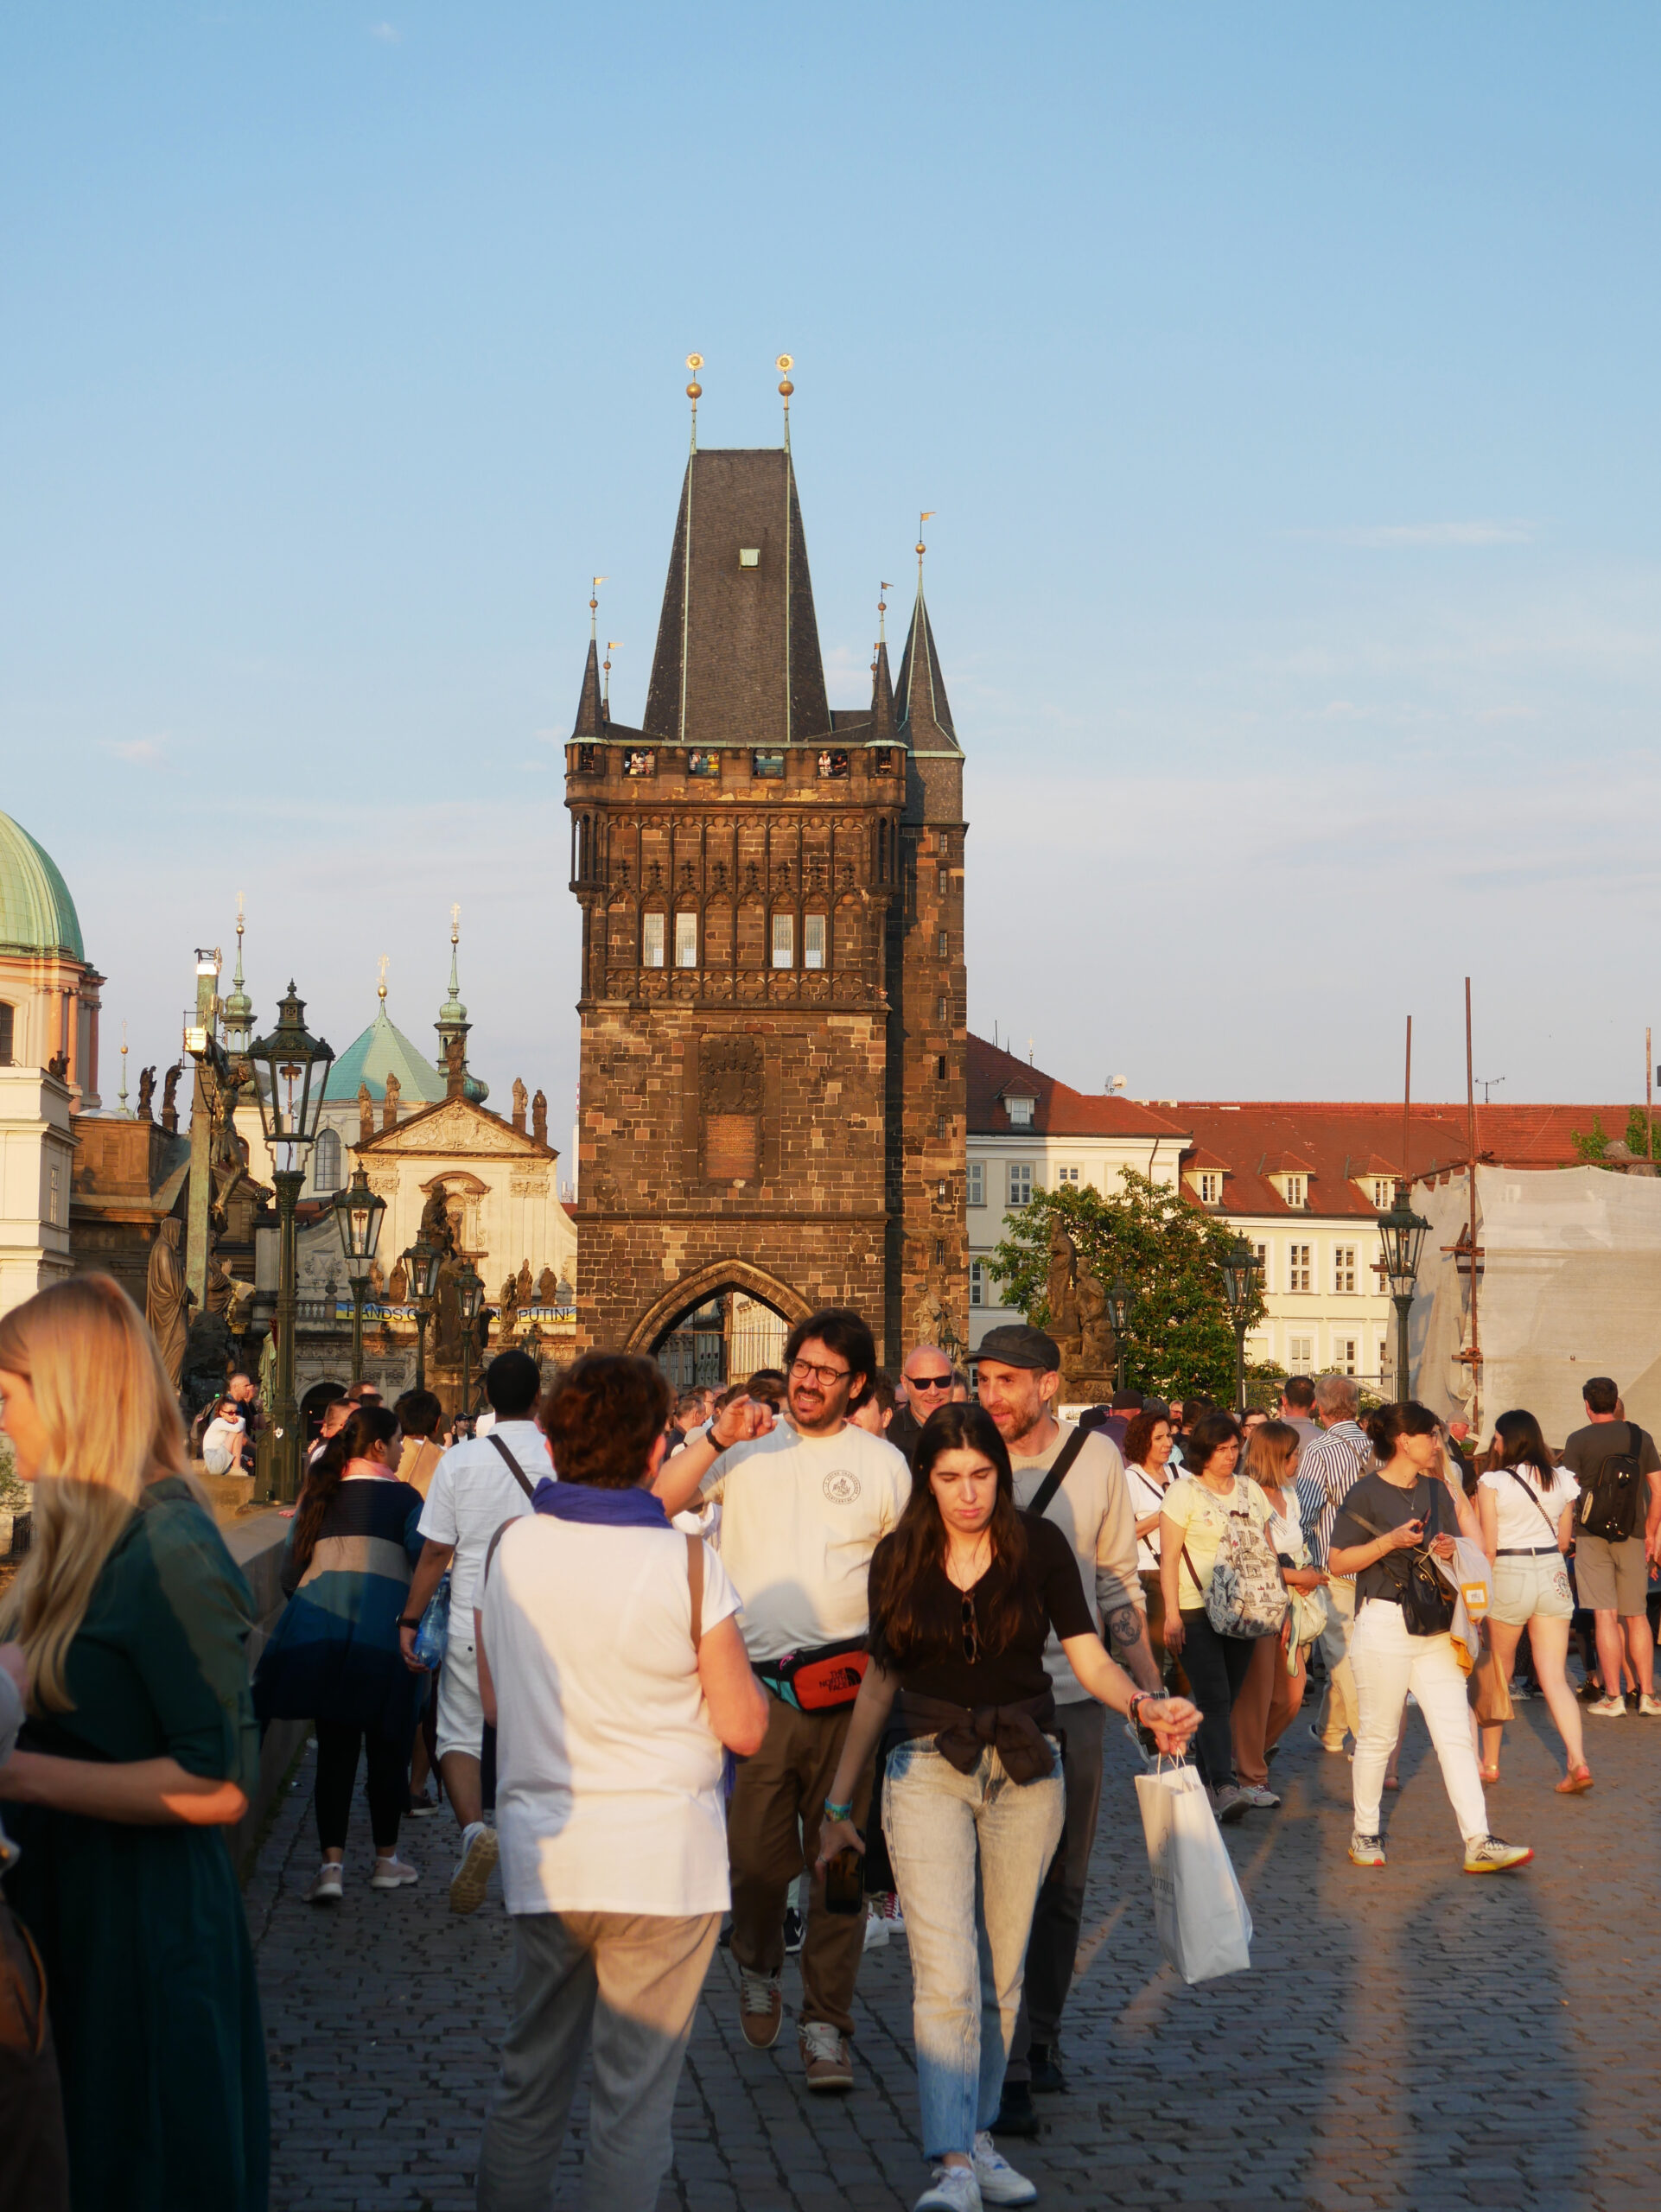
[1327,1400,1531,1878]
[254,1402,428,1901]
[0,1276,268,2210]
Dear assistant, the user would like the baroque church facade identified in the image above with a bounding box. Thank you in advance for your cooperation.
[565,422,969,1371]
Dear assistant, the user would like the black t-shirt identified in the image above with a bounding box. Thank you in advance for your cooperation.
[1330,1472,1461,1605]
[1562,1421,1661,1516]
[868,1510,1094,1707]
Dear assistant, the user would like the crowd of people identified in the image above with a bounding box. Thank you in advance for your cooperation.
[0,1269,1655,2212]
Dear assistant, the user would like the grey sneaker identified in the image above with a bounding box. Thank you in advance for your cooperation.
[973,2129,1038,2205]
[1212,1783,1249,1824]
[1348,1832,1386,1867]
[1463,1834,1533,1875]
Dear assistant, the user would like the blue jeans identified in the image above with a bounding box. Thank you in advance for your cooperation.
[882,1737,1065,2162]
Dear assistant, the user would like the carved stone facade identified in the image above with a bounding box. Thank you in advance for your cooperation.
[566,437,967,1369]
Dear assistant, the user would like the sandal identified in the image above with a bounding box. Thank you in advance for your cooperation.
[1478,1765,1500,1783]
[1555,1765,1594,1794]
[1383,1775,1401,1791]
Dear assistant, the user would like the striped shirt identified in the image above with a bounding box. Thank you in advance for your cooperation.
[1296,1421,1372,1573]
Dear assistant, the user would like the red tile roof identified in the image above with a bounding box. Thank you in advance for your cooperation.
[969,1035,1187,1140]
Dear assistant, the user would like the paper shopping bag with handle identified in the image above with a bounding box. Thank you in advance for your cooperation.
[1134,1758,1253,1985]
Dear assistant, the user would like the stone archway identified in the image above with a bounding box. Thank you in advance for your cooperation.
[625,1257,811,1356]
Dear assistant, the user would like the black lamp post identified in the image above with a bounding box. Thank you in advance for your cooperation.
[333,1166,387,1389]
[247,982,334,1503]
[1378,1183,1432,1403]
[401,1236,442,1390]
[1218,1236,1260,1416]
[456,1262,485,1424]
[1104,1274,1132,1392]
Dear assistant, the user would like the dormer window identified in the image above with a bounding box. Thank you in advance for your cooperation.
[739,547,760,569]
[1006,1093,1034,1128]
[1283,1174,1306,1208]
[1197,1171,1221,1205]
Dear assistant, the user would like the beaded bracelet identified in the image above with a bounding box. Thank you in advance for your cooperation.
[824,1797,853,1821]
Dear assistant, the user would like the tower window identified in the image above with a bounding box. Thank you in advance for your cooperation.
[675,912,698,968]
[643,912,666,968]
[313,1126,343,1194]
[937,1116,948,1139]
[936,1055,946,1082]
[772,914,794,969]
[873,747,894,772]
[936,863,948,893]
[934,1237,945,1263]
[623,748,655,778]
[576,743,596,772]
[804,913,826,970]
[752,751,786,779]
[938,995,947,1021]
[817,749,850,779]
[939,930,949,957]
[0,1002,12,1065]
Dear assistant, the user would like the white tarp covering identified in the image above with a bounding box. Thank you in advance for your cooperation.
[1412,1164,1661,1448]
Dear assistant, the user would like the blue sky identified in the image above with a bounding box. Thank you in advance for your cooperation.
[4,3,1659,1133]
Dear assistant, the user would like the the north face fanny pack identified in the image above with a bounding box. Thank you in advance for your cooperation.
[754,1637,870,1712]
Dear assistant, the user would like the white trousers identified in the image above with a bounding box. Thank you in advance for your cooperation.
[1350,1599,1488,1844]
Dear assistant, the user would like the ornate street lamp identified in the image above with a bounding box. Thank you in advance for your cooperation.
[401,1236,442,1391]
[1217,1236,1260,1415]
[1377,1183,1432,1403]
[247,983,334,1503]
[333,1166,387,1389]
[1104,1274,1133,1392]
[455,1262,485,1426]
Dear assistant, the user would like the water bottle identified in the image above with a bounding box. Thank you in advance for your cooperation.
[412,1573,450,1670]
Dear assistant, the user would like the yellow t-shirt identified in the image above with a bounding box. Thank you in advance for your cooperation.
[1161,1475,1276,1611]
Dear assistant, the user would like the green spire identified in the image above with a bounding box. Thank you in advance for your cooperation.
[435,906,488,1103]
[222,896,253,1050]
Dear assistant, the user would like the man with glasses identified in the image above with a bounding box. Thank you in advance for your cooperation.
[886,1344,958,1465]
[655,1308,909,2095]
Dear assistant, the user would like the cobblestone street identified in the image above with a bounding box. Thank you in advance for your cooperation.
[249,1695,1661,2211]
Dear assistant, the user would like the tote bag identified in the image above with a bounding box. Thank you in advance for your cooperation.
[1134,1758,1253,1985]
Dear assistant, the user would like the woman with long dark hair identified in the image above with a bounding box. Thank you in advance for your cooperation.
[1328,1401,1531,1875]
[254,1404,427,1900]
[814,1406,1196,2212]
[1476,1408,1588,1791]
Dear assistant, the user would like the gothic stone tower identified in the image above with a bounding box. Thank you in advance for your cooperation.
[564,428,967,1369]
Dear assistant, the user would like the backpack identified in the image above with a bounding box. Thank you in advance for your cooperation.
[1182,1485,1288,1638]
[1575,1423,1646,1542]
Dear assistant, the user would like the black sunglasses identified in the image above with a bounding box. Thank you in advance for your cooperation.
[961,1592,979,1665]
[910,1371,953,1391]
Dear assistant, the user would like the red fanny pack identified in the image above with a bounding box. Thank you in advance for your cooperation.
[757,1638,870,1713]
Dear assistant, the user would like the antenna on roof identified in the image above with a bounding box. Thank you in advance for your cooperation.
[684,354,703,454]
[1028,1037,1034,1065]
[777,355,794,451]
[604,642,620,715]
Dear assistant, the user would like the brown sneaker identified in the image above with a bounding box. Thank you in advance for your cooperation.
[799,2019,854,2091]
[738,1970,783,2050]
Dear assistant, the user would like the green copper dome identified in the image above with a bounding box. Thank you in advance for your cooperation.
[324,993,447,1107]
[0,810,85,960]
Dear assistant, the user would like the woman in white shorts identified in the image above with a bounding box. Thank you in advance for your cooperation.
[1475,1408,1588,1793]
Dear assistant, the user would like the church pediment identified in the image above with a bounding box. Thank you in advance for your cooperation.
[355,1097,555,1161]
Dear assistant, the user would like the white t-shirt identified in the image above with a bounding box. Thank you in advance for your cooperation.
[1126,1461,1173,1573]
[417,1420,550,1613]
[698,1421,911,1663]
[483,1514,741,1916]
[1479,1462,1578,1551]
[203,1414,245,1458]
[1257,1484,1305,1560]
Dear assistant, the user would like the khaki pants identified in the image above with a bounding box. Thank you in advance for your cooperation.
[727,1689,874,2037]
[1231,1629,1308,1788]
[1316,1577,1360,1748]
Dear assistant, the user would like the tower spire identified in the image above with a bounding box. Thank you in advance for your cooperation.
[434,906,487,1103]
[896,518,959,757]
[223,891,253,1052]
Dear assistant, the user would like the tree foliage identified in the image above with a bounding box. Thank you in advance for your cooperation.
[986,1173,1267,1402]
[1571,1109,1655,1167]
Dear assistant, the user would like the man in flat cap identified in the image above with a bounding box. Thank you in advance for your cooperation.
[975,1322,1160,2137]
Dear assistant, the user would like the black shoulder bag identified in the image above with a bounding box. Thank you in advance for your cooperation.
[1346,1480,1455,1637]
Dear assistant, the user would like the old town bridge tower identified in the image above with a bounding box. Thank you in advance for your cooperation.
[564,391,967,1376]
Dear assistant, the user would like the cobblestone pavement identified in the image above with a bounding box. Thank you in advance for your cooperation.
[249,1692,1661,2210]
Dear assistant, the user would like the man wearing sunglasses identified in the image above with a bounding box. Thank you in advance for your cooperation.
[655,1307,910,2097]
[886,1345,958,1465]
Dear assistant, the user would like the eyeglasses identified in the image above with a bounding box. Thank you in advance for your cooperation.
[908,1371,953,1393]
[961,1592,979,1665]
[789,1357,852,1389]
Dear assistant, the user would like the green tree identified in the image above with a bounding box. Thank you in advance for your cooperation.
[1571,1109,1655,1166]
[986,1173,1266,1402]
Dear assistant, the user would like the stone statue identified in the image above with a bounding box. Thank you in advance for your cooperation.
[910,1281,948,1351]
[531,1090,548,1145]
[146,1217,189,1389]
[555,1275,574,1306]
[137,1065,156,1122]
[444,1033,467,1100]
[367,1258,385,1299]
[512,1077,528,1134]
[387,1256,409,1306]
[433,1258,463,1360]
[1074,1262,1114,1376]
[206,1250,237,1319]
[516,1257,533,1306]
[161,1065,181,1135]
[499,1272,520,1331]
[382,1073,400,1132]
[419,1179,456,1261]
[1046,1214,1080,1348]
[537,1264,558,1306]
[357,1083,374,1145]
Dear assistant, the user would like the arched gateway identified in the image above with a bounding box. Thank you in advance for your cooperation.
[625,1261,806,1391]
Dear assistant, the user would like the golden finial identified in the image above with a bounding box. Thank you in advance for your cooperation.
[686,353,703,453]
[589,576,607,639]
[377,953,390,1003]
[777,353,794,449]
[604,641,620,713]
[918,512,935,564]
[450,902,461,946]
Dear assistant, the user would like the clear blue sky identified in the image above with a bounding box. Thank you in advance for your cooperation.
[5,3,1659,1132]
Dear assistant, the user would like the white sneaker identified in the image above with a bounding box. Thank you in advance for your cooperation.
[973,2129,1038,2205]
[1238,1784,1280,1808]
[914,2166,982,2212]
[305,1862,343,1904]
[1639,1694,1661,1718]
[369,1855,418,1889]
[449,1820,500,1914]
[881,1891,907,1936]
[1588,1694,1628,1718]
[862,1902,890,1950]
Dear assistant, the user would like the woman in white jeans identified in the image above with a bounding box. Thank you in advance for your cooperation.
[1476,1408,1588,1792]
[1327,1401,1532,1877]
[816,1405,1196,2212]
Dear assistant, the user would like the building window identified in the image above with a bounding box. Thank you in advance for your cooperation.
[938,995,948,1021]
[1372,1178,1392,1208]
[1334,1245,1357,1294]
[1006,1094,1034,1127]
[753,751,785,779]
[1378,1337,1389,1375]
[1253,1242,1269,1290]
[643,912,665,968]
[804,913,826,970]
[48,1162,61,1226]
[873,747,894,773]
[675,912,698,968]
[1197,1171,1220,1205]
[970,1261,986,1307]
[817,748,850,778]
[1284,1174,1306,1208]
[1057,1166,1079,1185]
[576,742,596,772]
[936,862,948,893]
[935,1054,946,1082]
[938,930,949,957]
[1334,1335,1359,1376]
[937,1116,948,1139]
[772,914,794,969]
[933,1237,945,1264]
[1288,1243,1312,1293]
[1288,1333,1315,1376]
[313,1126,344,1194]
[968,1162,984,1206]
[623,747,655,778]
[1009,1163,1033,1207]
[0,1002,12,1065]
[686,749,720,779]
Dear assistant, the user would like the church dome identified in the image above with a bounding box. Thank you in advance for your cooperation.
[0,810,85,960]
[325,992,448,1108]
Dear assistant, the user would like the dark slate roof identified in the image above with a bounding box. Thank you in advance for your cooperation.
[869,639,898,743]
[641,448,831,748]
[573,639,604,737]
[894,587,958,752]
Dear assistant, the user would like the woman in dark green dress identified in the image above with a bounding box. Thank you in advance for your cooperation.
[0,1276,268,2212]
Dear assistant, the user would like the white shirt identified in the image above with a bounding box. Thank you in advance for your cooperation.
[1125,1461,1172,1573]
[698,1421,911,1664]
[1009,1422,1142,1705]
[417,1420,550,1613]
[203,1414,245,1457]
[1259,1484,1305,1560]
[1479,1462,1578,1550]
[483,1515,741,1916]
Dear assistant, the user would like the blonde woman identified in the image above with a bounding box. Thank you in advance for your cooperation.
[1232,1421,1327,1805]
[0,1278,268,2211]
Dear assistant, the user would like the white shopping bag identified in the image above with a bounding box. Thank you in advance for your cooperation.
[1133,1758,1253,1985]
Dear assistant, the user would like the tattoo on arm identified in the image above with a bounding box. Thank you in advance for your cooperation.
[1106,1603,1162,1692]
[1106,1603,1142,1651]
